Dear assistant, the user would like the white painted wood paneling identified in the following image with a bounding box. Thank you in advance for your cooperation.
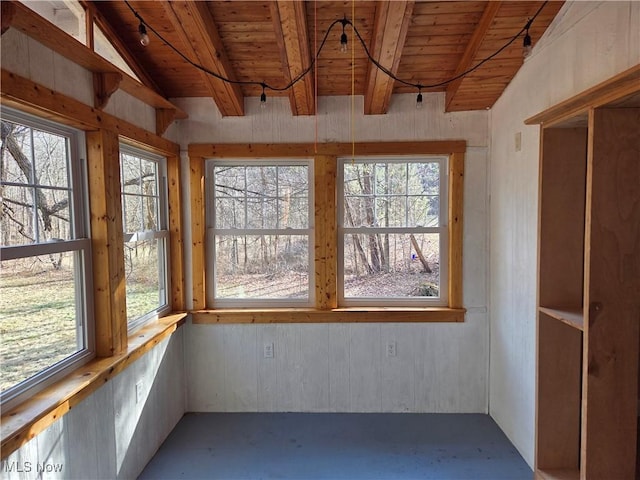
[349,324,382,412]
[256,324,279,411]
[224,325,259,411]
[0,30,158,133]
[489,0,640,468]
[181,85,490,417]
[175,92,488,148]
[380,324,415,412]
[275,324,302,412]
[0,29,30,78]
[328,324,351,412]
[300,324,330,412]
[2,331,185,480]
[26,37,55,91]
[186,316,488,414]
[36,417,66,480]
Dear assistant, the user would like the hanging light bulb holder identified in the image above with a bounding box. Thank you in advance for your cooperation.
[416,89,423,110]
[138,22,150,47]
[522,18,533,58]
[339,18,349,54]
[260,84,267,109]
[523,30,532,58]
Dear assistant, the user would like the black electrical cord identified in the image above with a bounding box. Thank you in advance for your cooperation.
[124,1,548,95]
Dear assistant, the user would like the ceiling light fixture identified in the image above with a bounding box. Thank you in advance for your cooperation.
[260,84,267,109]
[523,20,533,58]
[339,17,348,54]
[138,22,150,47]
[123,1,548,104]
[416,87,424,110]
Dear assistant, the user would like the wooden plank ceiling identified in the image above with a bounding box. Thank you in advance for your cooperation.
[91,0,563,116]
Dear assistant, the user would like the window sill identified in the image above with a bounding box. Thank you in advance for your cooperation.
[191,307,465,324]
[0,312,187,460]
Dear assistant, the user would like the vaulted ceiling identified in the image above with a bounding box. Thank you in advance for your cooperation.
[89,1,564,117]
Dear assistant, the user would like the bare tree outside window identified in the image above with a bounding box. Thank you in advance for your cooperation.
[209,162,312,304]
[0,116,90,398]
[120,148,169,327]
[340,159,446,304]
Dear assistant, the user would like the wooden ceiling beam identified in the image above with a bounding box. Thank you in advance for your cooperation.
[270,1,315,115]
[444,1,502,112]
[163,1,244,116]
[364,1,414,115]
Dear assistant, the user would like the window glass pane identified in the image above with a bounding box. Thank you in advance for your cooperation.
[2,121,74,245]
[124,239,163,322]
[120,146,167,327]
[280,165,308,229]
[215,166,245,196]
[375,197,406,227]
[36,187,72,241]
[121,153,141,194]
[1,185,36,246]
[142,195,158,231]
[1,123,32,184]
[215,198,245,229]
[375,163,406,195]
[410,162,439,195]
[284,196,308,229]
[0,252,82,393]
[408,195,440,227]
[123,193,143,233]
[140,158,158,197]
[32,129,69,188]
[93,24,140,80]
[343,233,440,299]
[215,234,309,299]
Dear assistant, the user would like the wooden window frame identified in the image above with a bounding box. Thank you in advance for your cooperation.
[189,142,465,324]
[0,71,186,459]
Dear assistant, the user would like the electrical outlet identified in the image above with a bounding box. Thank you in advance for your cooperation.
[386,341,397,357]
[264,342,274,359]
[135,381,144,404]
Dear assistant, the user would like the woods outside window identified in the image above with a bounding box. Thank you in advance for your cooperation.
[338,157,448,306]
[120,145,170,330]
[206,160,314,307]
[0,108,94,408]
[192,142,464,322]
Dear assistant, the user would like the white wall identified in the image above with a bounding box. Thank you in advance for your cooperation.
[1,331,185,480]
[176,92,491,414]
[0,29,156,133]
[488,0,640,467]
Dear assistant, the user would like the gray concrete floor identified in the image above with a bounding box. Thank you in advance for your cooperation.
[138,413,532,480]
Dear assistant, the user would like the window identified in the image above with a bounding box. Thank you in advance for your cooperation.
[338,157,448,306]
[93,24,141,81]
[0,109,93,408]
[206,160,313,307]
[120,145,169,330]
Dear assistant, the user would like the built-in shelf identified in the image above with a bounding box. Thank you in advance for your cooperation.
[536,468,580,480]
[534,77,640,477]
[539,307,584,331]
